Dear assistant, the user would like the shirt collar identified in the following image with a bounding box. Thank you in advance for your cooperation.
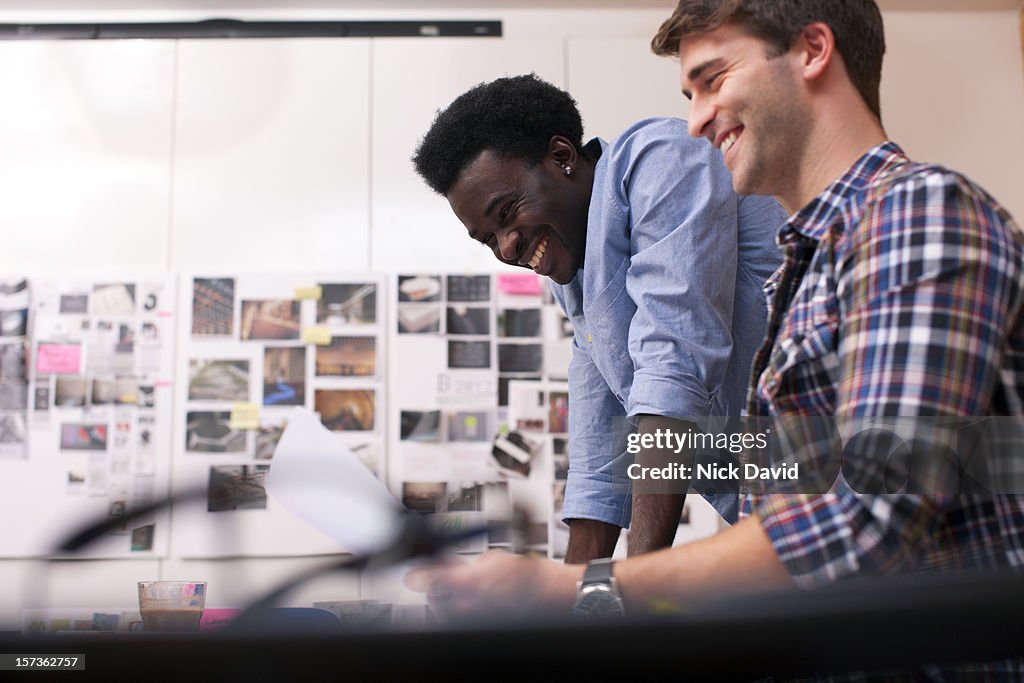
[781,141,908,244]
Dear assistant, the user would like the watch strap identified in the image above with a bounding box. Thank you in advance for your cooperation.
[581,557,615,587]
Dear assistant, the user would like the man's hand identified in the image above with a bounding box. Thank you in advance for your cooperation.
[405,551,583,620]
[565,518,621,563]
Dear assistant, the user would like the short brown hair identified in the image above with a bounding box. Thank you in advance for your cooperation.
[651,0,885,120]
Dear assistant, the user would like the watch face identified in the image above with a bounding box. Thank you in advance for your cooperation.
[572,586,625,618]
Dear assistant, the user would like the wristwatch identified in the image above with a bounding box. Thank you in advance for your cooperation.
[572,557,625,618]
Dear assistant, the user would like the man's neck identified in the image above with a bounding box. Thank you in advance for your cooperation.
[780,104,888,214]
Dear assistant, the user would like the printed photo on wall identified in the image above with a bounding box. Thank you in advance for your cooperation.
[314,389,375,432]
[0,412,27,459]
[0,309,27,338]
[54,376,89,408]
[130,524,155,552]
[207,465,269,512]
[315,336,376,377]
[255,417,288,460]
[397,275,441,303]
[192,278,235,337]
[548,391,569,433]
[448,411,489,442]
[447,340,491,369]
[402,482,446,513]
[497,308,542,338]
[0,342,26,380]
[446,483,483,512]
[498,343,543,373]
[317,283,377,325]
[240,300,301,341]
[59,293,89,315]
[446,306,491,336]
[91,283,136,317]
[185,411,246,453]
[188,359,250,401]
[400,409,441,442]
[60,423,108,451]
[446,275,490,303]
[397,304,440,334]
[262,347,306,406]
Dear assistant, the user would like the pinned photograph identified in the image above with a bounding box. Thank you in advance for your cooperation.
[185,411,246,453]
[0,379,26,410]
[498,308,542,338]
[315,336,376,377]
[0,412,27,458]
[91,377,116,405]
[491,430,540,477]
[116,376,139,405]
[189,359,250,401]
[397,304,440,334]
[255,417,287,460]
[446,306,491,336]
[400,410,441,442]
[548,391,569,433]
[0,342,26,379]
[398,275,441,303]
[498,375,541,407]
[446,483,483,512]
[130,524,155,552]
[317,283,377,325]
[34,386,51,411]
[402,482,446,513]
[262,347,306,406]
[54,376,89,407]
[140,283,163,313]
[553,438,569,480]
[192,278,235,336]
[498,343,543,373]
[448,411,489,442]
[0,309,27,338]
[448,340,490,369]
[91,283,136,317]
[207,465,269,512]
[60,423,108,451]
[240,300,301,341]
[446,275,490,303]
[59,294,89,315]
[315,389,375,432]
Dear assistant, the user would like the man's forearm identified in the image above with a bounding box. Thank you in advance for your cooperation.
[565,518,621,563]
[628,415,697,555]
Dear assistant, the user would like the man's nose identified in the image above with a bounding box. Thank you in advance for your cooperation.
[687,94,715,141]
[496,229,520,263]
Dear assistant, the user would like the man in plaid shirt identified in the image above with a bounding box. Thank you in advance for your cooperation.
[408,0,1024,670]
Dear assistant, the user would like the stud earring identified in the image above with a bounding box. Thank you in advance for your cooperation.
[562,165,573,176]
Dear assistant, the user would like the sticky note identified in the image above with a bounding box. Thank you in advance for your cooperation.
[229,403,260,430]
[497,273,543,296]
[36,342,81,375]
[294,285,323,300]
[303,326,332,346]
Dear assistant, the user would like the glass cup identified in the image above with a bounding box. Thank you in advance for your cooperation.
[137,581,207,633]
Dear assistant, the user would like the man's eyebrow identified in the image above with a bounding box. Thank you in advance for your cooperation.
[686,57,725,87]
[483,191,514,218]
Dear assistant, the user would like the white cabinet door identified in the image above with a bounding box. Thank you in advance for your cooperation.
[172,39,371,272]
[0,41,175,272]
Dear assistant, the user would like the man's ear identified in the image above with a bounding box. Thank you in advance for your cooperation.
[548,135,578,170]
[796,21,836,82]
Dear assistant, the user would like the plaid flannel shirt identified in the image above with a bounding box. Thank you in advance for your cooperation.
[744,142,1024,590]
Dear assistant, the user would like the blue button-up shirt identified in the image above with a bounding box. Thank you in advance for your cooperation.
[550,117,786,528]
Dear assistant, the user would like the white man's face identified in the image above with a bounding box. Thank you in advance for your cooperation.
[678,23,810,199]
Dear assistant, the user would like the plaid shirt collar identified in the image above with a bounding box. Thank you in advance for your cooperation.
[780,141,908,246]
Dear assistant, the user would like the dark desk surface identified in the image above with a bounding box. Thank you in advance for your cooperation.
[4,571,1024,681]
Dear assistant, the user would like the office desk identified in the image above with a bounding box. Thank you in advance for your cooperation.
[4,571,1023,681]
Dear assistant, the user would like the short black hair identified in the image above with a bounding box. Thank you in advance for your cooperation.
[412,74,585,195]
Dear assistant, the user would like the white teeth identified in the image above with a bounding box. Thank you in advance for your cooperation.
[721,130,738,153]
[528,236,548,269]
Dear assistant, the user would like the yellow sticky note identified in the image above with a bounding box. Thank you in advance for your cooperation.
[294,285,323,300]
[303,326,332,346]
[229,402,260,430]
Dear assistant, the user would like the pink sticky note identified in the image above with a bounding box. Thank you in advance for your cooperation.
[36,343,81,375]
[200,608,241,632]
[497,273,542,296]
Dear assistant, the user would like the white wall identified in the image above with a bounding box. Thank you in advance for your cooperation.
[0,4,1020,626]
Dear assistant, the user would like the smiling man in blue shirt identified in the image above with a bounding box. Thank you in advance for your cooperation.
[413,74,785,562]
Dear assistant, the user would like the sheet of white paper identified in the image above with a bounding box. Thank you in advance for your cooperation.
[266,408,402,555]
